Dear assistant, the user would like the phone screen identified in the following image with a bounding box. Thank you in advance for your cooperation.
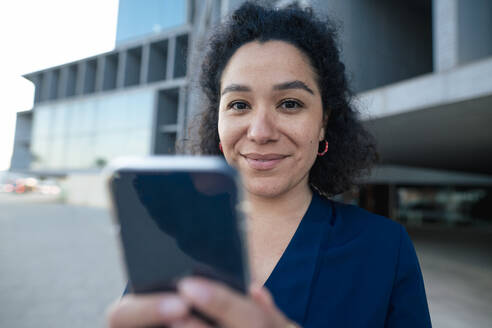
[110,167,248,294]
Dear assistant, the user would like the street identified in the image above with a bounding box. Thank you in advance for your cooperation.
[409,226,492,328]
[0,195,125,328]
[0,195,491,327]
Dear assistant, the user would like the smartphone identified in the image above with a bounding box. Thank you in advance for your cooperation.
[106,156,250,295]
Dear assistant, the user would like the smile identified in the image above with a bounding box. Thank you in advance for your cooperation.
[242,153,288,170]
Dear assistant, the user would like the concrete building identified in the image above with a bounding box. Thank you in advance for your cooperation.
[10,110,32,170]
[9,0,492,213]
[13,1,194,172]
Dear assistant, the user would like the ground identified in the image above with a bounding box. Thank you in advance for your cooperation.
[0,194,491,327]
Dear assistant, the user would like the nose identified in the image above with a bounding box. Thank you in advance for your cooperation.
[247,106,279,144]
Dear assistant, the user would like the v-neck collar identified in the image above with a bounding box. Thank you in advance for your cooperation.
[263,192,331,325]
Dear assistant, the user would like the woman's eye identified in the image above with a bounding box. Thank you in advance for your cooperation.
[280,100,303,110]
[229,101,249,111]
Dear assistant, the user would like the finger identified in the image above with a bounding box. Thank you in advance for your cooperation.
[171,317,213,328]
[177,278,259,328]
[249,284,275,310]
[249,286,294,327]
[106,293,190,328]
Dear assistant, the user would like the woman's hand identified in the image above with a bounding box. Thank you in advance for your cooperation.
[106,292,189,328]
[173,277,299,328]
[106,278,299,328]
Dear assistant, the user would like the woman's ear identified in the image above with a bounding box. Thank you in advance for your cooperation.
[319,113,329,141]
[319,128,325,142]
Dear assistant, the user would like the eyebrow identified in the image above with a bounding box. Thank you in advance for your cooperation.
[221,80,314,96]
[273,80,314,95]
[221,84,251,96]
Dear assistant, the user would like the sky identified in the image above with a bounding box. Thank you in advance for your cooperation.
[0,0,119,171]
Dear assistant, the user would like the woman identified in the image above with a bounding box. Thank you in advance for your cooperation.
[107,2,432,327]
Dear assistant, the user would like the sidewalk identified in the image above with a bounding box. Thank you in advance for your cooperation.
[408,226,492,328]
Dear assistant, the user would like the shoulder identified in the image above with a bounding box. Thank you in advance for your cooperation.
[324,199,423,282]
[332,199,400,230]
[321,197,405,249]
[301,197,431,326]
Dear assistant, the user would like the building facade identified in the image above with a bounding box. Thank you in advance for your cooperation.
[9,0,492,217]
[15,1,195,171]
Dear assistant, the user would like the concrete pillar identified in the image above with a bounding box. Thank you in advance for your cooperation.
[220,0,230,20]
[176,86,188,144]
[31,74,43,103]
[433,0,459,72]
[95,57,105,92]
[116,51,126,89]
[166,37,176,80]
[40,71,50,101]
[58,67,68,98]
[43,70,59,101]
[102,54,118,91]
[457,0,492,65]
[10,111,33,170]
[75,62,85,95]
[140,43,150,84]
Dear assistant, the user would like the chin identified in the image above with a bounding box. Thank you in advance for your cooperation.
[244,179,287,198]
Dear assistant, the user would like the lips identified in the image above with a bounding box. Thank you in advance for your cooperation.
[242,153,288,170]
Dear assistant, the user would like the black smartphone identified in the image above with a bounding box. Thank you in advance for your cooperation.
[106,156,250,295]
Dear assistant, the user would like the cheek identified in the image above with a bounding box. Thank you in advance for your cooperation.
[304,128,324,157]
[217,114,244,156]
[308,139,320,158]
[217,111,234,143]
[291,118,323,147]
[217,113,225,141]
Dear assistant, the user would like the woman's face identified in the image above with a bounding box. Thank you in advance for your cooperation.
[218,40,325,198]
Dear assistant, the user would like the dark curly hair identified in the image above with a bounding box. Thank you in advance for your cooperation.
[196,1,378,196]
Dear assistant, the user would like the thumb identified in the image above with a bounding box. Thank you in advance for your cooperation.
[250,284,299,327]
[249,283,275,310]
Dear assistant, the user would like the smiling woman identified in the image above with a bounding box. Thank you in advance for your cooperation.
[107,2,431,328]
[198,5,378,198]
[217,41,325,199]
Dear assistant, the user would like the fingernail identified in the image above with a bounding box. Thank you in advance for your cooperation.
[158,297,186,316]
[179,279,212,305]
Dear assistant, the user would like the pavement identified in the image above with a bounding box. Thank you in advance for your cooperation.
[0,194,125,328]
[408,226,492,328]
[0,193,491,327]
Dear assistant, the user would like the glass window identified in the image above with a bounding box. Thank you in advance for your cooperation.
[127,130,151,156]
[51,103,67,138]
[116,0,188,44]
[31,89,155,170]
[65,136,94,169]
[50,138,65,169]
[95,132,121,162]
[32,106,54,139]
[68,102,83,137]
[79,100,97,134]
[128,90,153,129]
[30,138,49,169]
[64,137,78,168]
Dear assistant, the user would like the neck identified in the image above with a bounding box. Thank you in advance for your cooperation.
[245,181,313,226]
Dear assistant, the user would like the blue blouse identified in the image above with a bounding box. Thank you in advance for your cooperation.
[264,192,432,327]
